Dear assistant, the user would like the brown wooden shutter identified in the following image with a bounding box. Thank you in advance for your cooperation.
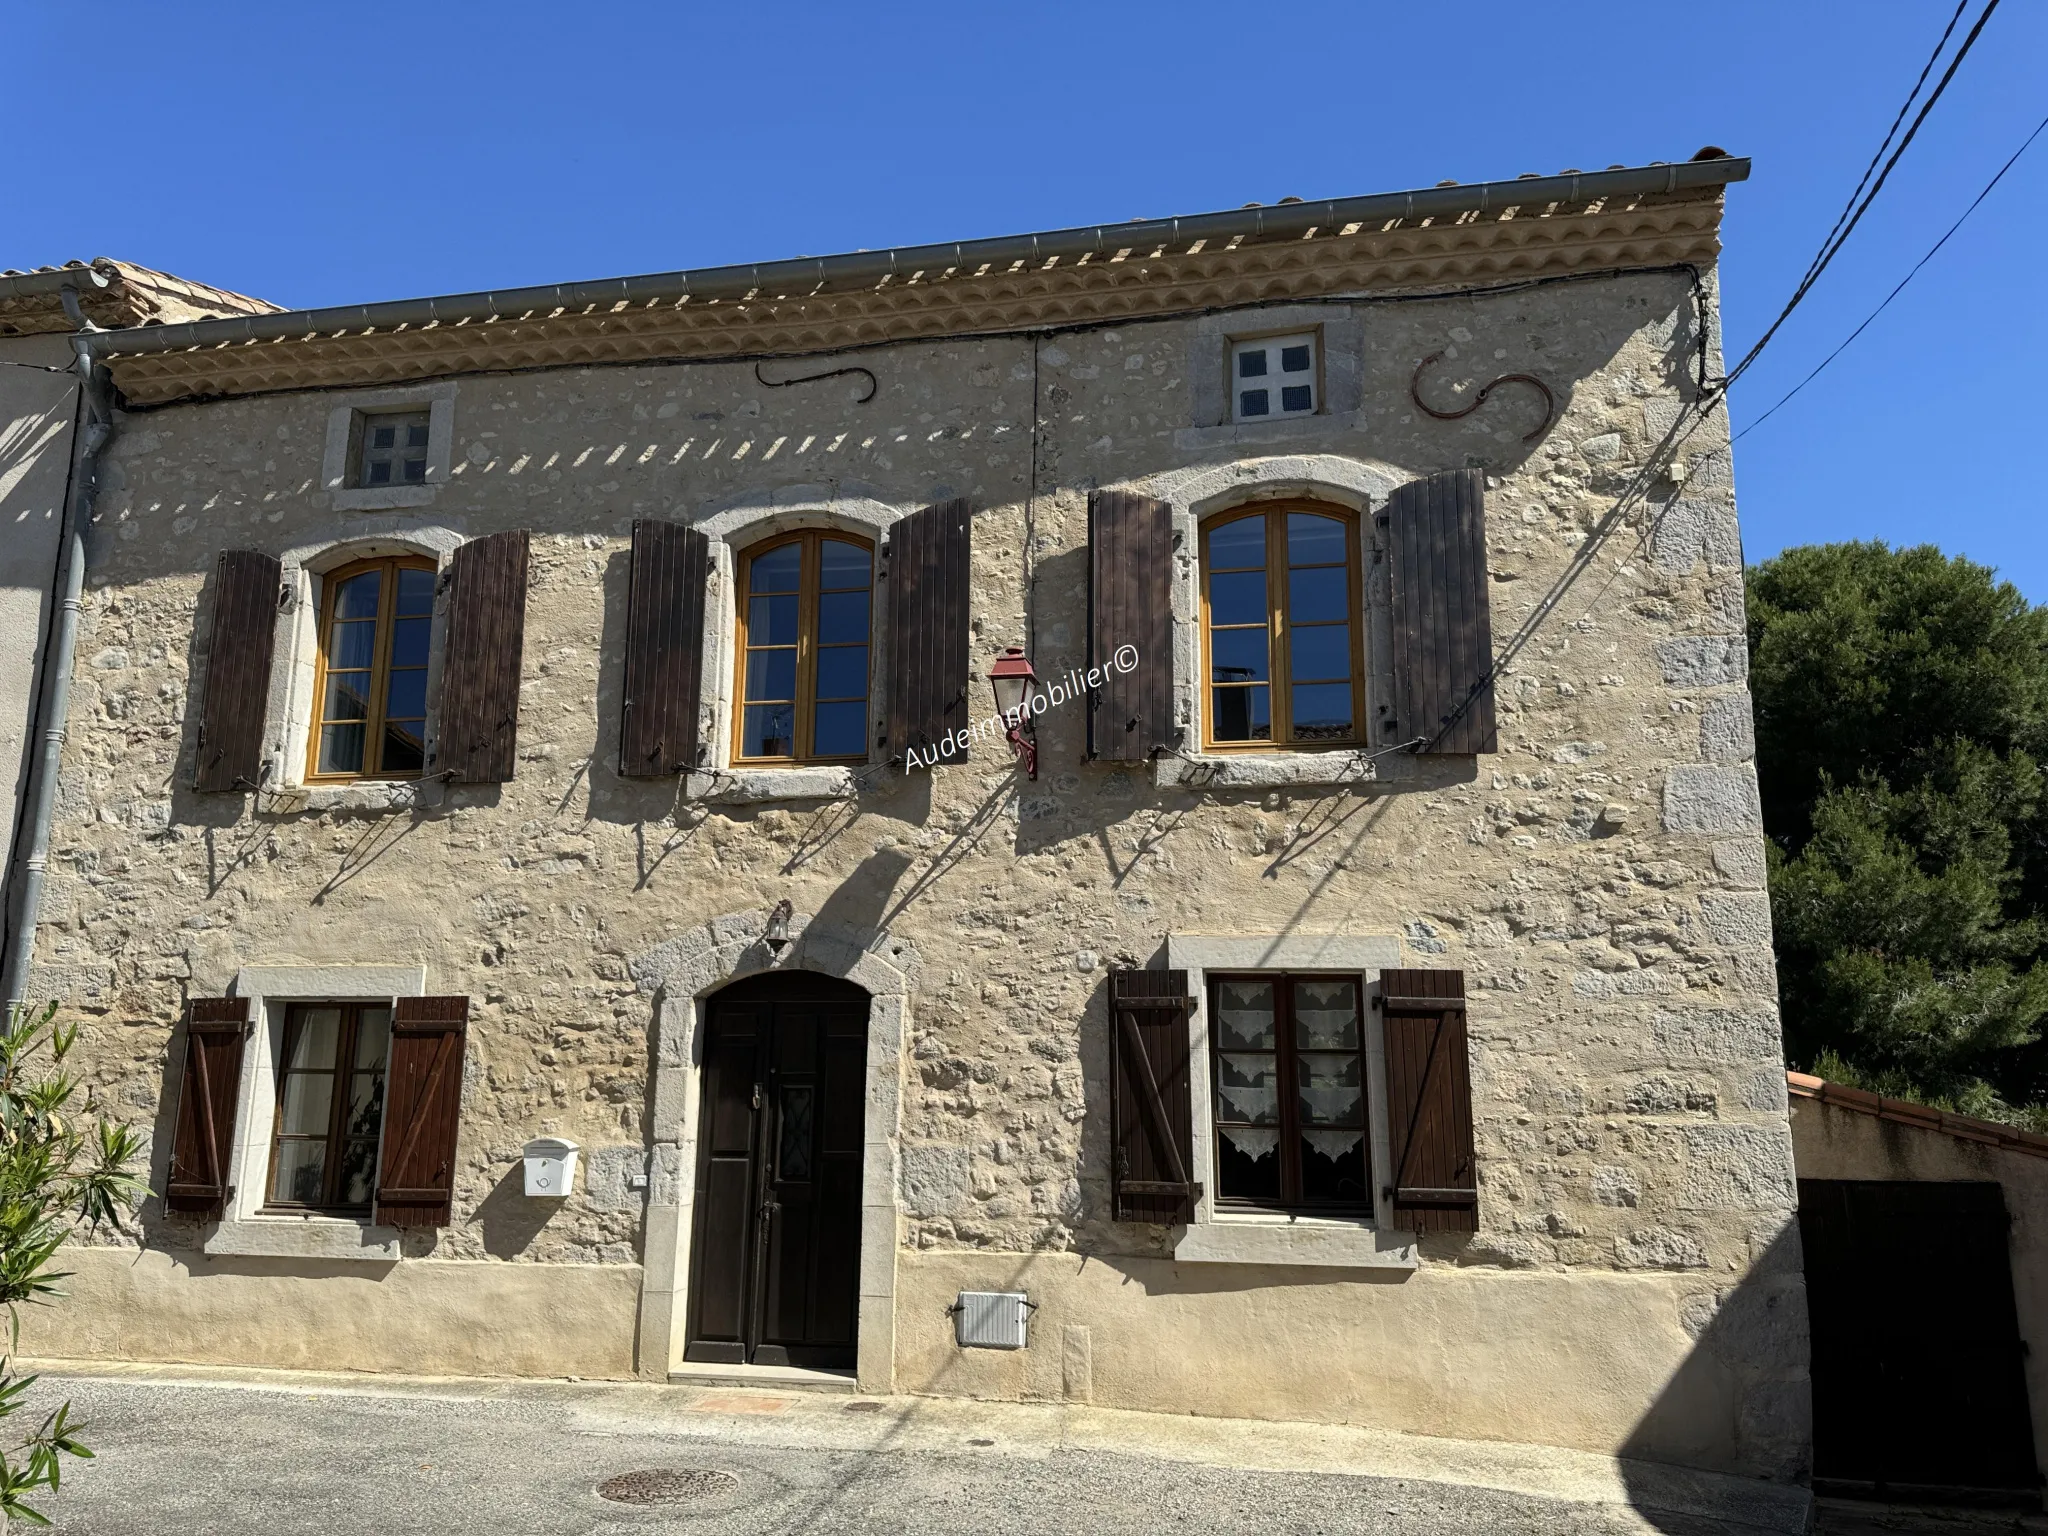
[619,519,710,777]
[164,997,250,1215]
[1386,469,1497,754]
[883,498,971,765]
[434,530,529,784]
[374,996,470,1229]
[1379,968,1478,1232]
[193,550,281,792]
[1109,968,1200,1222]
[1087,490,1175,761]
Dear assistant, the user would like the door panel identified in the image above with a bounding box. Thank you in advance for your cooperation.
[685,975,868,1370]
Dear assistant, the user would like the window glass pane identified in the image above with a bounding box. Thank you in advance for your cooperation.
[778,1084,814,1181]
[1281,344,1312,373]
[1298,1054,1362,1124]
[811,700,867,758]
[819,539,871,588]
[742,703,797,758]
[287,1009,343,1070]
[1209,626,1269,683]
[1236,349,1268,378]
[383,669,427,722]
[336,1140,378,1207]
[405,423,430,449]
[318,723,366,775]
[1218,1127,1282,1203]
[330,619,377,671]
[814,645,869,700]
[1286,513,1346,566]
[335,570,382,620]
[344,1071,385,1140]
[1210,685,1271,742]
[1207,517,1265,570]
[402,458,427,483]
[272,1141,326,1204]
[748,544,801,594]
[1290,683,1354,740]
[389,616,430,669]
[1281,385,1314,413]
[324,674,371,722]
[1238,388,1269,417]
[817,590,870,645]
[1216,1054,1280,1124]
[1300,1131,1368,1204]
[1288,624,1351,683]
[748,595,798,646]
[381,724,424,774]
[1207,570,1267,627]
[1287,565,1348,624]
[395,567,435,615]
[367,460,392,485]
[1216,981,1276,1048]
[745,649,797,702]
[278,1072,334,1136]
[1293,980,1359,1048]
[371,426,396,450]
[354,1008,391,1069]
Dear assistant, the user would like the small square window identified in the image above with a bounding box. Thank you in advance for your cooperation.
[1230,334,1317,422]
[356,409,432,489]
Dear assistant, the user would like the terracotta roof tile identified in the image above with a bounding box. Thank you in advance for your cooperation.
[1787,1071,2048,1160]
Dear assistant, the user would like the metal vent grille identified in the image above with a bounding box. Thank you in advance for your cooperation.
[954,1291,1029,1350]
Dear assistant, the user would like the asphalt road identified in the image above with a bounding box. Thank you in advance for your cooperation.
[23,1371,1791,1536]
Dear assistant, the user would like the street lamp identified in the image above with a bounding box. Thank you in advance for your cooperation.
[987,646,1039,780]
[763,898,794,954]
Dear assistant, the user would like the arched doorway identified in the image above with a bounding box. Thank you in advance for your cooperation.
[684,970,869,1369]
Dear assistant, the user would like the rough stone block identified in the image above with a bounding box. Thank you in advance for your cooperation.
[584,1146,649,1212]
[1651,1007,1780,1064]
[899,1142,971,1218]
[1679,1124,1796,1212]
[1699,891,1773,948]
[1711,838,1768,888]
[1651,496,1742,574]
[1698,692,1755,763]
[1615,1228,1708,1269]
[1655,636,1748,688]
[1664,763,1761,833]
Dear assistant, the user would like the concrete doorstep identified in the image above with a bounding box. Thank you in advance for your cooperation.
[19,1357,1813,1534]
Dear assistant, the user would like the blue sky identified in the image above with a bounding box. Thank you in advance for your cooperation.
[10,2,2043,598]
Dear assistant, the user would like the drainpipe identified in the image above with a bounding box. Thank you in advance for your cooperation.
[1,289,112,1011]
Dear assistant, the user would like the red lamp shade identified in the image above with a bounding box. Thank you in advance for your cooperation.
[988,647,1038,723]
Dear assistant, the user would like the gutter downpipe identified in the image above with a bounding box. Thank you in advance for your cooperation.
[1,288,112,1012]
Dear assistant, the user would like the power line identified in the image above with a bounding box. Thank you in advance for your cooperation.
[1738,109,2048,442]
[1722,0,2004,393]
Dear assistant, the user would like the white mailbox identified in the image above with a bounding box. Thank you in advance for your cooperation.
[522,1137,579,1198]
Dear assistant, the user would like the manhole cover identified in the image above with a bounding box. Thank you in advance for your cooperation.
[597,1469,740,1505]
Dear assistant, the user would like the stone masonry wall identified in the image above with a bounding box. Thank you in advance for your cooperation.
[30,271,1796,1381]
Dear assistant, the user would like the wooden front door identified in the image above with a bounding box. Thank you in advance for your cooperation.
[684,972,868,1369]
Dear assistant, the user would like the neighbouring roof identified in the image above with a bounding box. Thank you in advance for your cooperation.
[1787,1071,2048,1161]
[3,153,1747,408]
[0,258,281,339]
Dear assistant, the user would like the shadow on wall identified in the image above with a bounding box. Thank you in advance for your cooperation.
[471,1163,567,1259]
[1616,1220,1813,1533]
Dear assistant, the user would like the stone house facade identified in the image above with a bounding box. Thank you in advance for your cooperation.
[6,154,1808,1491]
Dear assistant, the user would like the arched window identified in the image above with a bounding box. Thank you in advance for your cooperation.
[307,555,436,780]
[734,530,873,764]
[1200,503,1363,749]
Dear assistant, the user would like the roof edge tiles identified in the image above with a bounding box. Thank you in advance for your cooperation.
[1787,1070,2048,1161]
[76,156,1746,361]
[0,258,280,339]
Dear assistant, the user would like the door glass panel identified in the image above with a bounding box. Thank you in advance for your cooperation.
[1208,517,1266,569]
[273,1141,326,1204]
[334,569,382,619]
[1286,512,1346,565]
[278,1072,333,1136]
[778,1085,814,1182]
[1208,570,1267,627]
[335,1140,378,1207]
[749,543,800,593]
[286,1009,342,1070]
[1210,685,1271,742]
[353,1008,392,1068]
[1287,565,1348,624]
[1210,626,1270,683]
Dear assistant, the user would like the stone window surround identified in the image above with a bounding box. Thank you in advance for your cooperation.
[1167,933,1418,1269]
[252,519,465,814]
[1126,453,1424,792]
[321,382,457,512]
[628,909,913,1389]
[676,485,919,806]
[1183,306,1364,450]
[200,964,428,1262]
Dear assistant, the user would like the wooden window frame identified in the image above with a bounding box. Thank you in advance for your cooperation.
[305,554,436,783]
[1209,970,1372,1214]
[264,1001,391,1215]
[1199,501,1364,752]
[732,529,874,767]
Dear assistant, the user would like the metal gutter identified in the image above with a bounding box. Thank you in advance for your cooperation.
[0,263,113,300]
[79,157,1748,361]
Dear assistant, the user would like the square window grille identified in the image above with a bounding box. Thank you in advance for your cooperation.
[356,409,432,488]
[1231,333,1318,422]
